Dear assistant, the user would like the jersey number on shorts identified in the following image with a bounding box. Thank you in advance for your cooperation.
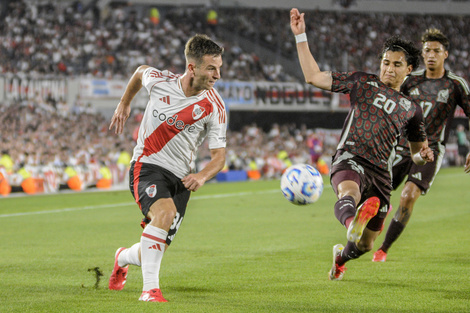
[170,211,183,232]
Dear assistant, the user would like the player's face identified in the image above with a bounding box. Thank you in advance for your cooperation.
[422,41,448,71]
[192,54,223,91]
[379,51,413,91]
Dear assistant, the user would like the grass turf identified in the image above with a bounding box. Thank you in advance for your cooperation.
[0,167,469,312]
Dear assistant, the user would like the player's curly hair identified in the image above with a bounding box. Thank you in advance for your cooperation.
[421,28,449,51]
[379,35,420,70]
[184,34,224,65]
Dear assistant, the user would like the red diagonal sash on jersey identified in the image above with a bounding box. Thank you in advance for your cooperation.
[140,99,212,158]
[132,99,213,208]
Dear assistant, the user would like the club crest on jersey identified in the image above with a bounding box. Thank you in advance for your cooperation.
[145,184,157,198]
[192,104,205,120]
[437,89,449,103]
[399,98,411,111]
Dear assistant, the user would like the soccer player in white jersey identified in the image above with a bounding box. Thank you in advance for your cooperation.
[108,34,227,302]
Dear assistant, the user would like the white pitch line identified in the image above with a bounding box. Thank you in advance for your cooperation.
[0,189,281,218]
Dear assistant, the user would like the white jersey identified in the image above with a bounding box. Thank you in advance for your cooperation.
[132,67,227,178]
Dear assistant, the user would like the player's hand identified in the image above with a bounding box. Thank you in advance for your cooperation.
[109,103,131,134]
[182,173,206,192]
[290,8,306,35]
[420,146,434,163]
[465,152,470,174]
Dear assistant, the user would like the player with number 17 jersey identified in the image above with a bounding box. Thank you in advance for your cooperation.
[332,71,427,172]
[398,69,470,156]
[132,67,227,179]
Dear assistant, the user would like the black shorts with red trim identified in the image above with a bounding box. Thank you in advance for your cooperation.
[129,161,190,245]
[330,150,392,231]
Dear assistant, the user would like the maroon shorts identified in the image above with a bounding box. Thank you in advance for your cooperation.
[129,162,190,245]
[392,145,442,194]
[330,150,392,231]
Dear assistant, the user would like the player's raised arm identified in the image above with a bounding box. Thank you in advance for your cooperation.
[290,8,332,91]
[109,65,149,134]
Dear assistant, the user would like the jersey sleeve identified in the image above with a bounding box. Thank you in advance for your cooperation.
[331,71,361,94]
[400,76,412,96]
[454,76,470,118]
[404,104,427,143]
[206,89,227,150]
[141,67,166,93]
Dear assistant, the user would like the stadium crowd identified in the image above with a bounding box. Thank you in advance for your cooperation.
[1,1,470,81]
[0,1,469,195]
[0,1,295,82]
[220,7,470,79]
[0,96,339,195]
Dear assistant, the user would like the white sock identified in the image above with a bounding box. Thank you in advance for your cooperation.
[140,225,168,291]
[118,243,141,267]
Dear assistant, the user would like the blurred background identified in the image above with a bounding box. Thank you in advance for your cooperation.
[0,0,469,195]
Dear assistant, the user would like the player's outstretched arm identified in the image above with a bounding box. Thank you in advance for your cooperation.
[290,8,332,91]
[109,65,149,134]
[182,147,226,192]
[409,141,434,165]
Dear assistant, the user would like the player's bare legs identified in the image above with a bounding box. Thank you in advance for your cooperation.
[336,180,361,205]
[374,181,421,261]
[358,228,381,252]
[147,198,177,231]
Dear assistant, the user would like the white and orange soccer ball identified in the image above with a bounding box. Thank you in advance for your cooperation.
[280,164,324,205]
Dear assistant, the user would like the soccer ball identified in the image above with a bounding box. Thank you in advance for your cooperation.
[280,164,324,205]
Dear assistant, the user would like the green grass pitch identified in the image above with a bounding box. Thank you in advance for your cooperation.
[1,167,469,312]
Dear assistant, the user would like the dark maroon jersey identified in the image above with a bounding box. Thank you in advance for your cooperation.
[331,71,426,171]
[398,69,470,154]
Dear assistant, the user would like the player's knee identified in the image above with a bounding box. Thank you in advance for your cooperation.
[401,183,421,204]
[149,199,177,227]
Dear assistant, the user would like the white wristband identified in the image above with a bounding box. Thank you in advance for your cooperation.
[295,33,307,43]
[413,152,425,163]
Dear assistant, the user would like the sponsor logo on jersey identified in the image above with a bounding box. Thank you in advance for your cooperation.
[411,172,422,181]
[437,89,449,103]
[410,88,420,96]
[145,184,157,198]
[399,98,411,110]
[152,109,196,132]
[192,104,205,120]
